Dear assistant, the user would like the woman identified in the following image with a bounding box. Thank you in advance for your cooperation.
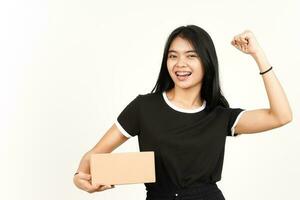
[73,25,292,199]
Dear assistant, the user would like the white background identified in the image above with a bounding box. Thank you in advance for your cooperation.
[1,0,299,199]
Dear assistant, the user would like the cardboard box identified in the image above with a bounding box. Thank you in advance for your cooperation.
[90,151,156,185]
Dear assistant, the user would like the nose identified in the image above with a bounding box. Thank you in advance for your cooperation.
[176,56,187,67]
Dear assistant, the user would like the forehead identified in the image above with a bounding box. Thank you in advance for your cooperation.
[168,36,195,52]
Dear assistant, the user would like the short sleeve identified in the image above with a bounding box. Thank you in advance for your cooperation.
[226,108,247,137]
[115,95,141,138]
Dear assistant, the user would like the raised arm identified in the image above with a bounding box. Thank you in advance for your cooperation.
[230,30,293,135]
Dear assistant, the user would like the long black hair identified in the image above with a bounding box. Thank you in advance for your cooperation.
[150,25,230,112]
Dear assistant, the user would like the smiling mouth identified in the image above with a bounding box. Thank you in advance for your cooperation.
[175,71,192,77]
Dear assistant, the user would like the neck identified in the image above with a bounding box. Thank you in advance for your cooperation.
[166,85,203,108]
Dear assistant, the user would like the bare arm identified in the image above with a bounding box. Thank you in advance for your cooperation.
[231,30,292,135]
[73,123,129,193]
[234,51,292,135]
[76,123,129,174]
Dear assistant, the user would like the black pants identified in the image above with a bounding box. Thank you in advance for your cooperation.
[146,183,226,200]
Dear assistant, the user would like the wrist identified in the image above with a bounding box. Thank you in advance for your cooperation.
[251,48,265,59]
[251,50,271,72]
[259,66,273,75]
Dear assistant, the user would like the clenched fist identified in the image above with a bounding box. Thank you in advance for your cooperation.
[231,30,263,56]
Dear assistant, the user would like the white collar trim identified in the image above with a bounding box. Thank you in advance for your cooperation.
[162,91,206,113]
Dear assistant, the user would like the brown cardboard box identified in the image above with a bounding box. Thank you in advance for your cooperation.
[90,151,156,185]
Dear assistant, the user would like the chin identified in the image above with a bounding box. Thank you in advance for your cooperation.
[175,80,202,89]
[174,82,195,89]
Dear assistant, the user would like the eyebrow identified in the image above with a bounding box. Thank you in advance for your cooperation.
[168,50,197,53]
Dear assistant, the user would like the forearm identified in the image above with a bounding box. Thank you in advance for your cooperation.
[252,50,293,123]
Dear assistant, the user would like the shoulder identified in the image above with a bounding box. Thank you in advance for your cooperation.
[208,105,226,114]
[215,106,246,122]
[135,92,162,110]
[214,105,243,112]
[207,105,241,117]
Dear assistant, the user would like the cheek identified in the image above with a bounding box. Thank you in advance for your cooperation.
[193,69,205,82]
[191,63,204,78]
[167,61,175,73]
[166,66,173,77]
[192,70,203,79]
[167,59,175,67]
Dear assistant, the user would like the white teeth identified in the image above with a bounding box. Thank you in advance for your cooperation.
[176,71,192,76]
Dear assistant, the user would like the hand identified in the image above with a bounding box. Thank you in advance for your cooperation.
[231,30,263,56]
[73,171,115,193]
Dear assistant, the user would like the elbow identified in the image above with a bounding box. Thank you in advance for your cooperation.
[270,108,293,126]
[279,114,293,126]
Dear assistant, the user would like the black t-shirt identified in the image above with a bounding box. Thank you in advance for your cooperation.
[115,91,246,193]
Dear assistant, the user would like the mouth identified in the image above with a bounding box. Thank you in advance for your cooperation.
[175,71,192,77]
[174,71,192,81]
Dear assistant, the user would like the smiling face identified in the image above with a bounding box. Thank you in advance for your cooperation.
[167,36,205,89]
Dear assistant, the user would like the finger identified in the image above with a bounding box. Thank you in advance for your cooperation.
[232,43,239,49]
[91,182,103,188]
[234,38,242,46]
[95,185,110,192]
[236,36,243,44]
[233,36,239,44]
[100,185,114,191]
[241,45,247,52]
[91,183,114,190]
[240,36,249,44]
[81,180,99,192]
[232,41,239,48]
[239,35,249,45]
[232,39,240,47]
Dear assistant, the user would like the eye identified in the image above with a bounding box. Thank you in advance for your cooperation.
[188,54,198,58]
[168,55,177,58]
